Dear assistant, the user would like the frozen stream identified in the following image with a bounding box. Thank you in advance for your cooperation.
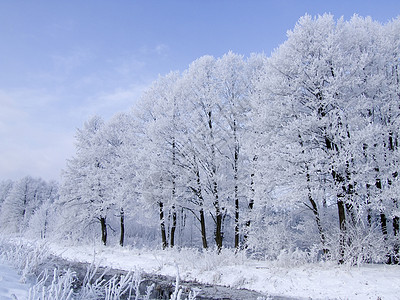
[2,239,400,299]
[32,255,294,300]
[0,253,297,300]
[0,262,29,300]
[0,258,295,300]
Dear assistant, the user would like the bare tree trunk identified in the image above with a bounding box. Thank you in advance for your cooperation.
[100,216,107,246]
[193,165,208,249]
[234,185,239,249]
[42,208,48,239]
[200,208,208,249]
[243,156,257,248]
[394,216,399,236]
[305,165,328,254]
[393,214,399,264]
[159,201,167,249]
[308,193,328,254]
[233,120,240,249]
[120,208,125,247]
[170,205,177,248]
[208,110,223,251]
[375,176,392,263]
[213,179,223,251]
[214,205,223,251]
[326,136,347,264]
[380,212,392,264]
[381,213,388,236]
[299,134,328,255]
[170,137,177,248]
[388,132,399,263]
[337,199,346,264]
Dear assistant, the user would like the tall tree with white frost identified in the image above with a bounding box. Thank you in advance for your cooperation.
[215,51,250,248]
[98,112,137,247]
[134,72,184,249]
[183,56,228,250]
[60,116,111,245]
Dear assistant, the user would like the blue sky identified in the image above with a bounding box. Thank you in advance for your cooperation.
[1,0,399,181]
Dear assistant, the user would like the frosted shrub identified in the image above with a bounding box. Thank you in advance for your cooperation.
[78,262,107,299]
[326,222,388,265]
[344,224,388,265]
[198,247,246,271]
[274,247,319,267]
[170,265,198,300]
[0,238,50,282]
[28,269,75,300]
[27,263,156,300]
[172,248,201,269]
[104,269,154,300]
[27,266,154,300]
[164,247,246,273]
[26,201,57,240]
[246,218,296,260]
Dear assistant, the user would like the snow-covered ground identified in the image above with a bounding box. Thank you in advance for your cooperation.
[47,243,400,300]
[0,262,29,300]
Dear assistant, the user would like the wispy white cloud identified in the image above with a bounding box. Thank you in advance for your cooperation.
[51,47,93,74]
[113,56,146,76]
[154,43,169,56]
[0,91,28,134]
[140,43,169,56]
[0,132,74,181]
[48,19,77,37]
[0,43,155,182]
[0,88,75,181]
[0,79,149,182]
[71,83,148,120]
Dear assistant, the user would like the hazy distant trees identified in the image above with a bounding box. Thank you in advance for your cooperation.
[0,176,58,236]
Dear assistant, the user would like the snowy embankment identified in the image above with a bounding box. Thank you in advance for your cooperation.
[47,243,400,300]
[0,262,30,299]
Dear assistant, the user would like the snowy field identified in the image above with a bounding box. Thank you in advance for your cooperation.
[0,262,29,300]
[1,238,400,299]
[45,242,400,300]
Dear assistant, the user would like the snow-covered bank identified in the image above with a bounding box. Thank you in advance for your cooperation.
[48,243,400,300]
[0,262,30,300]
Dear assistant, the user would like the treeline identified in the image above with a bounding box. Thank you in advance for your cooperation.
[1,14,399,264]
[0,177,58,238]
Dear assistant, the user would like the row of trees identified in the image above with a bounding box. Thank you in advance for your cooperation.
[0,176,58,238]
[260,14,400,263]
[59,51,264,250]
[1,14,399,264]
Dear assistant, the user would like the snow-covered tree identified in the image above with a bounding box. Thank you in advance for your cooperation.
[181,55,230,250]
[250,14,400,263]
[214,51,250,248]
[0,180,13,209]
[98,112,138,246]
[134,71,188,249]
[0,176,56,235]
[59,116,111,245]
[27,180,59,239]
